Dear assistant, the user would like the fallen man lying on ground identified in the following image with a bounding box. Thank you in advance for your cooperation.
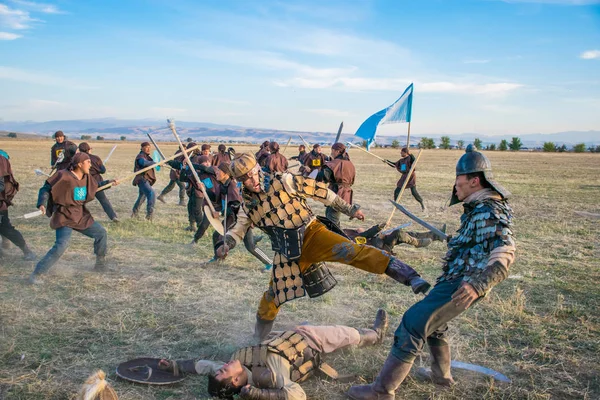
[153,310,389,399]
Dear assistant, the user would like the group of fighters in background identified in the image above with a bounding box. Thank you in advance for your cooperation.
[0,129,515,400]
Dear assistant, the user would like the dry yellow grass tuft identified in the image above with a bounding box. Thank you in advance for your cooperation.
[0,139,599,399]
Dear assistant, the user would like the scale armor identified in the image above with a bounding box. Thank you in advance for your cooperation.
[231,330,321,386]
[438,198,514,286]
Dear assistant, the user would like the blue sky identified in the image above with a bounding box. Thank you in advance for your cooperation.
[1,0,599,135]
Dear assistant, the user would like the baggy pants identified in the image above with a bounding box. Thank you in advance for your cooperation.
[95,190,117,220]
[189,195,204,229]
[390,279,466,363]
[160,179,185,201]
[32,221,107,275]
[291,325,361,353]
[394,186,424,208]
[257,219,392,321]
[0,210,27,251]
[132,180,155,216]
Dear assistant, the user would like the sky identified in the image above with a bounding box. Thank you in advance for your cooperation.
[1,0,599,136]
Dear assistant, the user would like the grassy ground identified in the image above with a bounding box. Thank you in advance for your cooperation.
[0,139,598,399]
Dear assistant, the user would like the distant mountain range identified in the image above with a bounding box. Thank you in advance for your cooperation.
[1,118,598,147]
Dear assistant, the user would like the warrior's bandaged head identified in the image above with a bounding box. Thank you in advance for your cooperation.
[218,162,233,176]
[269,141,280,153]
[140,142,150,149]
[332,142,346,152]
[201,144,211,151]
[70,152,90,170]
[78,142,91,153]
[450,144,510,205]
[218,144,226,152]
[54,130,65,138]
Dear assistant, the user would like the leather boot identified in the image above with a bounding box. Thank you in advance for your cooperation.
[399,232,432,248]
[254,316,275,342]
[409,277,431,294]
[359,308,389,347]
[385,258,418,286]
[178,198,186,206]
[145,213,153,222]
[185,222,196,232]
[22,246,37,261]
[415,345,455,387]
[94,256,107,272]
[157,194,166,204]
[347,354,413,400]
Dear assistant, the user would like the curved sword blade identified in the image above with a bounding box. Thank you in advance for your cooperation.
[450,360,511,383]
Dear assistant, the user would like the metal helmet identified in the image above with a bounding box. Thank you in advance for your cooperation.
[231,152,258,180]
[449,144,510,205]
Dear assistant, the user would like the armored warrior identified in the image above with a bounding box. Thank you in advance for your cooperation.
[212,144,233,166]
[156,310,389,400]
[265,142,289,174]
[348,145,516,400]
[50,130,78,172]
[131,142,157,221]
[157,148,186,206]
[215,153,430,341]
[29,153,118,284]
[394,147,426,212]
[78,143,119,222]
[316,143,355,227]
[0,150,36,261]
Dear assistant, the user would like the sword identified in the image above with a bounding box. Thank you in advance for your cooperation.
[346,141,395,168]
[34,169,51,178]
[334,121,344,143]
[15,210,44,219]
[103,145,118,164]
[450,361,511,383]
[378,222,412,237]
[223,194,228,237]
[147,133,166,160]
[389,201,449,241]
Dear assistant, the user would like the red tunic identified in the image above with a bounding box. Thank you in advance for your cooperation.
[266,153,289,173]
[212,152,232,167]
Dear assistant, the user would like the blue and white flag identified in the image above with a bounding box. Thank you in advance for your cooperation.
[354,83,413,150]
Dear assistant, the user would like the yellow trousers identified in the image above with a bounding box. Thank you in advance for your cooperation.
[257,219,391,321]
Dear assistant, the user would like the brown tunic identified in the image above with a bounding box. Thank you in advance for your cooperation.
[88,154,105,183]
[266,152,289,173]
[169,150,184,181]
[46,170,97,230]
[132,152,156,186]
[302,151,327,173]
[395,155,416,188]
[325,158,355,204]
[50,140,77,171]
[212,152,231,167]
[0,155,19,211]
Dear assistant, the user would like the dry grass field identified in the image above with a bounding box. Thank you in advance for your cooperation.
[0,138,599,399]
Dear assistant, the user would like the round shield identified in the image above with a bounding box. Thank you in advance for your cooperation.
[116,358,185,385]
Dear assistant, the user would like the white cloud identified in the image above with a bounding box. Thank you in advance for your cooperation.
[305,108,350,117]
[0,4,38,30]
[0,31,22,40]
[9,0,65,14]
[463,59,491,64]
[580,50,600,59]
[0,66,98,89]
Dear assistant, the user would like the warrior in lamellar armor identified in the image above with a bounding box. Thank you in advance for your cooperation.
[157,310,389,400]
[215,153,430,341]
[348,144,516,400]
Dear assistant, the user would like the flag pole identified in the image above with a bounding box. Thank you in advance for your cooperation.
[406,121,411,149]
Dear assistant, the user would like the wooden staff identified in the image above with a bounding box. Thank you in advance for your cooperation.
[282,136,292,155]
[97,145,200,191]
[385,149,423,228]
[167,119,224,235]
[406,121,412,150]
[346,141,395,168]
